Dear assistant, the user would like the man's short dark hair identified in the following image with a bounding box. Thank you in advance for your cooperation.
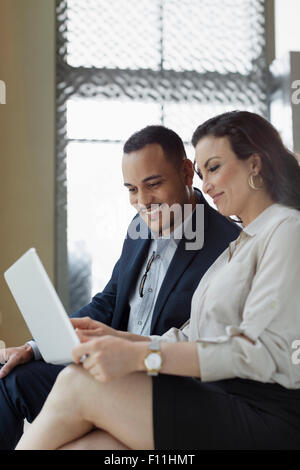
[123,125,187,168]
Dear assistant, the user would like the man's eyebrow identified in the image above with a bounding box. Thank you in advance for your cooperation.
[142,174,163,183]
[123,175,163,187]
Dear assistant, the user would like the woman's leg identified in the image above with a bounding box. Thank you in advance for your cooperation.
[59,429,130,450]
[16,364,154,450]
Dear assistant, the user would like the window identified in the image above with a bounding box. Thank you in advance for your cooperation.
[275,0,300,59]
[56,0,269,312]
[269,0,300,150]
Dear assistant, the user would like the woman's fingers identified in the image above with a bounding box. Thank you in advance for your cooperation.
[72,338,95,363]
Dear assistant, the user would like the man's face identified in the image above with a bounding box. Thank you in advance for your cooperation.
[122,143,193,234]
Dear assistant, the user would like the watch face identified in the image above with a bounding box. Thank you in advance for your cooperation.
[145,352,162,371]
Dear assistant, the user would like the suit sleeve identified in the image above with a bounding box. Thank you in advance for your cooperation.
[70,214,146,326]
[70,257,120,325]
[29,253,121,360]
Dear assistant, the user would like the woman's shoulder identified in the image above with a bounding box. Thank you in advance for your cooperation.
[274,203,300,219]
[257,204,300,232]
[270,204,300,229]
[259,204,300,251]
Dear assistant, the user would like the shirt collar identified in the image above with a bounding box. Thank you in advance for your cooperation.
[150,205,196,246]
[243,203,282,237]
[173,205,195,243]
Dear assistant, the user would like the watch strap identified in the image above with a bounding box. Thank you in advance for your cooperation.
[149,337,161,351]
[144,338,162,376]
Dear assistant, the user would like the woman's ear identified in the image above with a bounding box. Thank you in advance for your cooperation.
[249,153,262,174]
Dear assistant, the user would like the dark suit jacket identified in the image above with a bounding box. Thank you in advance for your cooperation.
[72,190,241,335]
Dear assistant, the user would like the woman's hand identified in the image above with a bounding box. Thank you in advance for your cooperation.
[70,317,122,339]
[72,335,147,382]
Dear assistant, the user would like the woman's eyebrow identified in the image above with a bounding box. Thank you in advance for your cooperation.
[204,156,221,169]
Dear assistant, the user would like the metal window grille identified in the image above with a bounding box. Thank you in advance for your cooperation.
[56,0,269,312]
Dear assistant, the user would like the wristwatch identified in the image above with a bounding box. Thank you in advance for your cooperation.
[144,338,163,376]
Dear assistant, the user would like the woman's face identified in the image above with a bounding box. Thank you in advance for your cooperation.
[194,135,256,221]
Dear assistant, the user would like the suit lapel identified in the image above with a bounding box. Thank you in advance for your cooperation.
[151,190,210,332]
[113,236,151,330]
[150,241,199,332]
[125,238,151,286]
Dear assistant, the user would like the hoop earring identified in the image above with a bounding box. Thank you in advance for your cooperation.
[248,173,263,190]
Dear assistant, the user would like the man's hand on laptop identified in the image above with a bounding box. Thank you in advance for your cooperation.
[71,317,121,341]
[0,344,34,378]
[70,317,149,344]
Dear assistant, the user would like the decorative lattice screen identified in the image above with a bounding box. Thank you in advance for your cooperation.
[56,0,269,312]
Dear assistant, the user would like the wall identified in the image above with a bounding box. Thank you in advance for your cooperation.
[291,52,300,154]
[0,0,56,346]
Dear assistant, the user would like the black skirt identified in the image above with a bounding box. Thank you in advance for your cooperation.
[152,374,300,450]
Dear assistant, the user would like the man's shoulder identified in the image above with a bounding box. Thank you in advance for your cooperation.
[125,213,150,239]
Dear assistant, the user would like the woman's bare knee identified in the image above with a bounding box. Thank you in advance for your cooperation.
[45,364,92,413]
[47,365,154,449]
[55,364,89,390]
[59,429,130,450]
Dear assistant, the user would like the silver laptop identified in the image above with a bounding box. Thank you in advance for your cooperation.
[4,248,80,364]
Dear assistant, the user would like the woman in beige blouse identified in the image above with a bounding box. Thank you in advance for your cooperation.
[16,111,300,450]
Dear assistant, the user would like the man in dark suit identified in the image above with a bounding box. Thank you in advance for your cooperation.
[0,125,240,449]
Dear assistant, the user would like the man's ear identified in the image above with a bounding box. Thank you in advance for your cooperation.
[182,158,194,186]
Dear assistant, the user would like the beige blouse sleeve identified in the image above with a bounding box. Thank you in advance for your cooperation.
[149,319,191,343]
[196,217,300,384]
